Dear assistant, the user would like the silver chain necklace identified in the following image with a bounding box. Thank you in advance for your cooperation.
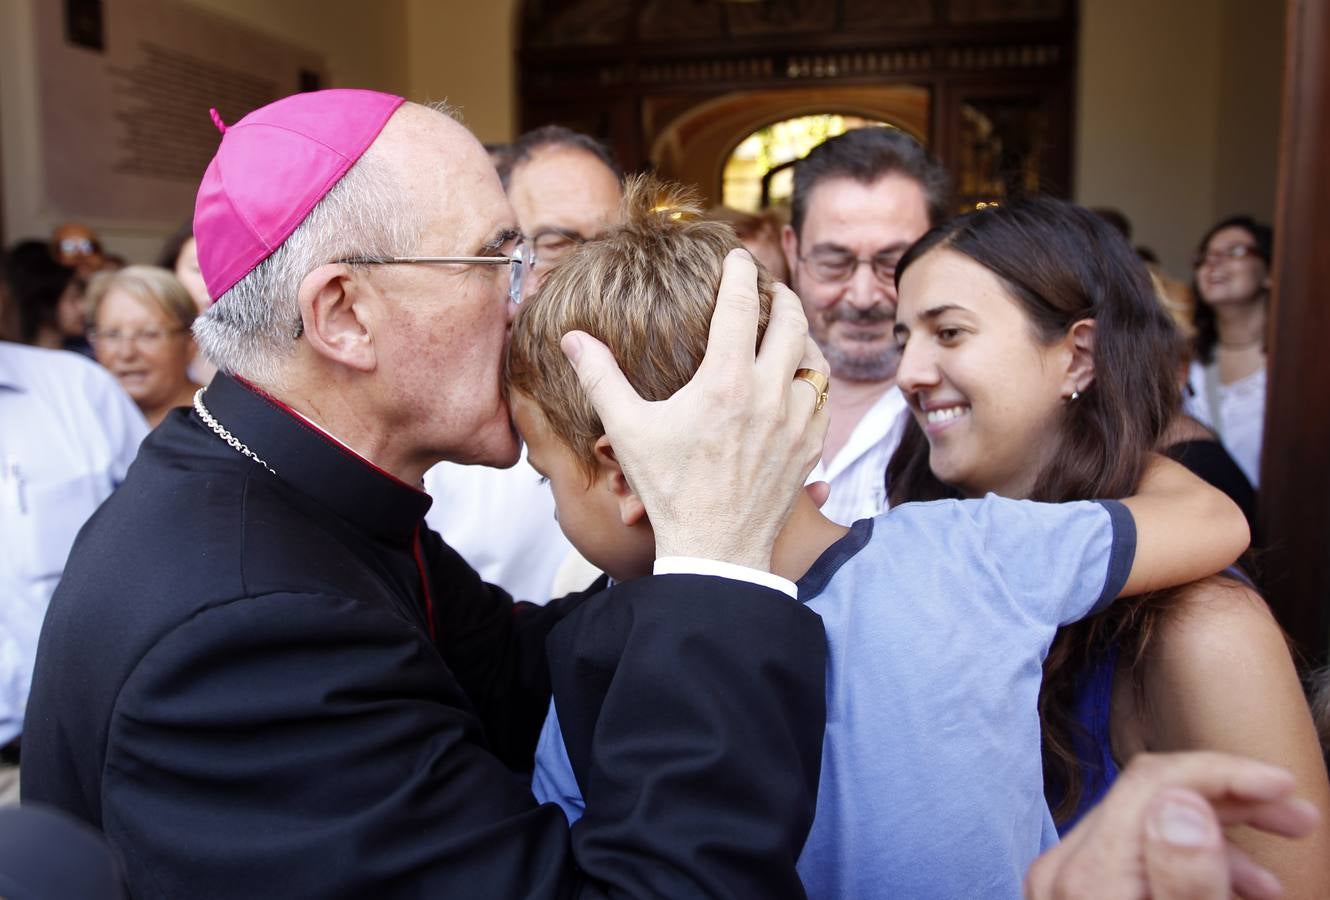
[193,388,277,476]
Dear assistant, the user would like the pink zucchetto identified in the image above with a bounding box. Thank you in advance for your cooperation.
[192,89,406,302]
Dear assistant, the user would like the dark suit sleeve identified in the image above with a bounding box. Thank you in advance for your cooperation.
[416,527,600,771]
[104,577,823,899]
[549,574,828,899]
[102,591,581,900]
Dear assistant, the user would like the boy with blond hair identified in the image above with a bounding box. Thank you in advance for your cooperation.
[507,177,783,584]
[508,175,1248,898]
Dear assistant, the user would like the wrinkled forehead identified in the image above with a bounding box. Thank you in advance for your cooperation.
[1206,224,1259,250]
[98,287,171,320]
[507,146,623,235]
[55,223,95,241]
[800,173,930,248]
[386,106,517,246]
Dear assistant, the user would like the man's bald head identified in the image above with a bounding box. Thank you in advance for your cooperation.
[193,101,480,386]
[196,96,524,476]
[502,127,623,296]
[498,125,620,189]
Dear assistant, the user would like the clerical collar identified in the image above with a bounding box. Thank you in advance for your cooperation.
[197,373,432,544]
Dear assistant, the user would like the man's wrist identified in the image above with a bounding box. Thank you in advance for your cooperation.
[653,557,797,600]
[653,533,773,575]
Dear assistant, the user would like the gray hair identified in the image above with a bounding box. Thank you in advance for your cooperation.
[192,128,425,387]
[86,265,197,331]
[499,124,621,190]
[790,127,951,238]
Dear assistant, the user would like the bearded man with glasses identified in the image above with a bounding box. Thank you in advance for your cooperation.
[779,126,951,525]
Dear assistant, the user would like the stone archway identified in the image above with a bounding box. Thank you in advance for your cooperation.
[518,0,1077,209]
[647,85,929,206]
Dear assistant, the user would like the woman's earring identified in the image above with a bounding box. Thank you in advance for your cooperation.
[1068,390,1080,402]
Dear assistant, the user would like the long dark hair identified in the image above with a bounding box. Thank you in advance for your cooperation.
[886,195,1185,821]
[1191,215,1272,365]
[2,240,77,344]
[156,221,194,271]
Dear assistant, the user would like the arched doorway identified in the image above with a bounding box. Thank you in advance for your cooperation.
[645,84,927,208]
[519,0,1076,207]
[721,114,892,211]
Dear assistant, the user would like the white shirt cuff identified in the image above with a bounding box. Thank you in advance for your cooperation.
[652,557,798,600]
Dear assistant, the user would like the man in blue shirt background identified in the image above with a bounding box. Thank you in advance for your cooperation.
[0,338,146,803]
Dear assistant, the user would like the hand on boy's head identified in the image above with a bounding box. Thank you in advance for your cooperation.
[560,249,829,572]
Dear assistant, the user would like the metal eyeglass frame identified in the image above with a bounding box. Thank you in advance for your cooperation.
[527,226,587,269]
[798,251,903,285]
[338,241,534,305]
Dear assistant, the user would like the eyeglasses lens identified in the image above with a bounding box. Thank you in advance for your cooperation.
[1196,244,1262,269]
[808,252,901,284]
[509,242,532,304]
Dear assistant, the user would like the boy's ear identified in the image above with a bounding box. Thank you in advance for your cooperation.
[592,435,646,526]
[1063,317,1097,398]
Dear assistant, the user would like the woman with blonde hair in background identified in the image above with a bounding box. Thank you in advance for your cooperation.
[87,266,202,428]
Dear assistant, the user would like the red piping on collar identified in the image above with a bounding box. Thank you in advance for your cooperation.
[412,523,437,641]
[234,376,428,496]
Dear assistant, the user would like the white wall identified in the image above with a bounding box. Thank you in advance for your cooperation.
[4,0,1284,272]
[1075,0,1285,276]
[403,0,520,143]
[183,0,409,95]
[1212,0,1285,223]
[0,0,49,249]
[0,0,410,262]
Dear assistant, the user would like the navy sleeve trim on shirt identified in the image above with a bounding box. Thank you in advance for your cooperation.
[1220,563,1256,589]
[796,517,875,603]
[1092,499,1136,613]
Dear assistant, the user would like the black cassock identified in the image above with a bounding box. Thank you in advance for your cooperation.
[24,372,826,899]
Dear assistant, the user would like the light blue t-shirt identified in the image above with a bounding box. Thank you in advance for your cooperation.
[533,495,1135,899]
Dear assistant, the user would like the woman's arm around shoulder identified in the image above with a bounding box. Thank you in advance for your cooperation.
[1118,454,1250,596]
[1137,579,1330,899]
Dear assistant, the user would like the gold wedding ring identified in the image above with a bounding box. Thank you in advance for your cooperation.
[793,367,830,412]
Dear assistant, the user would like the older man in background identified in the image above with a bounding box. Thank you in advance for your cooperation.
[424,125,624,601]
[22,90,831,899]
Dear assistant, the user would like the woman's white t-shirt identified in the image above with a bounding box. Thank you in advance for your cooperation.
[1185,359,1265,487]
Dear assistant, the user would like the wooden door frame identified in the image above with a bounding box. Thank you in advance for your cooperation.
[1260,0,1330,666]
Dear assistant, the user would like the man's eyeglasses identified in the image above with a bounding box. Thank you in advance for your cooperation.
[58,237,96,256]
[528,227,587,271]
[88,327,188,349]
[799,249,905,285]
[1193,244,1261,270]
[339,241,534,304]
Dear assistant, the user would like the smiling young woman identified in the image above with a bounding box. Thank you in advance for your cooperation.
[1186,215,1272,488]
[887,196,1330,898]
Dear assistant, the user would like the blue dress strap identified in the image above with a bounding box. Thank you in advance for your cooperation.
[1052,642,1122,835]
